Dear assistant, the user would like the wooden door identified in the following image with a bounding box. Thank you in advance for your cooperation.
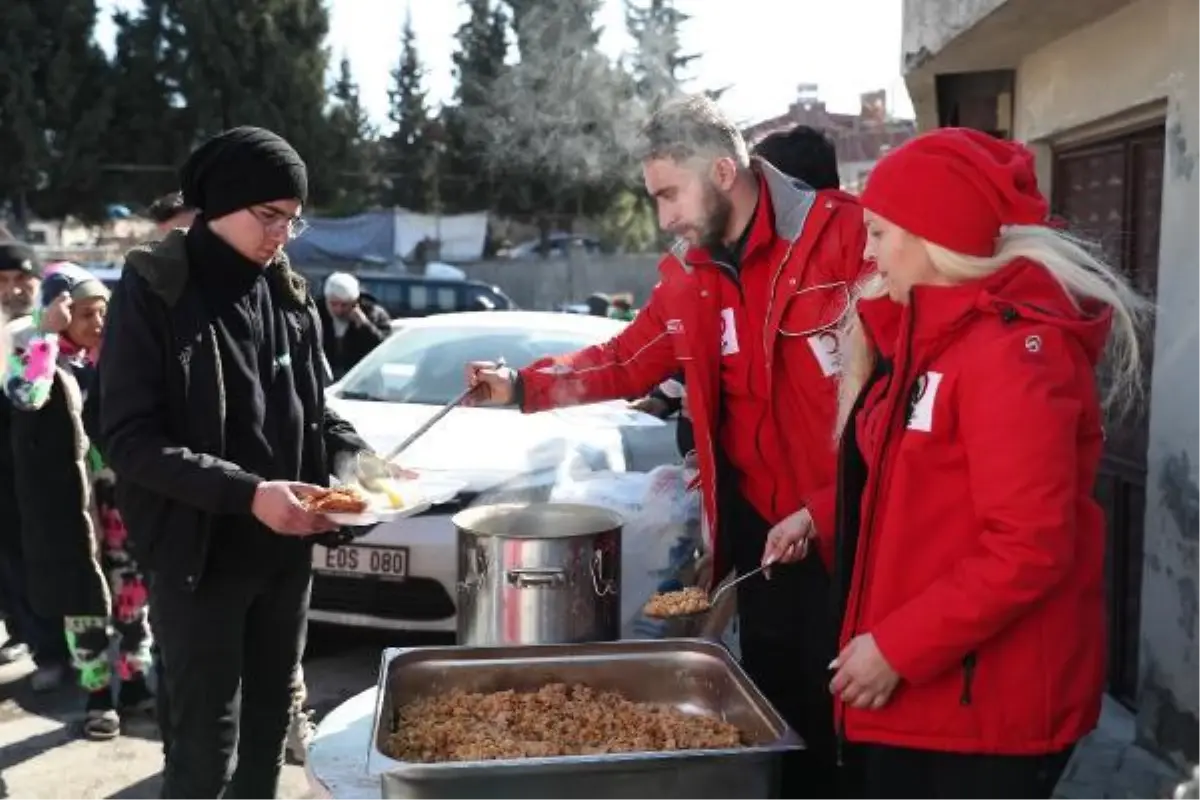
[1052,125,1164,707]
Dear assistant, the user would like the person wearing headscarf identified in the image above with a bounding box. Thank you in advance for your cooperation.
[98,126,376,797]
[763,128,1149,798]
[318,271,391,381]
[4,263,153,739]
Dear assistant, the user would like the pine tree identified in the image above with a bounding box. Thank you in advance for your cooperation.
[323,56,377,216]
[625,0,726,106]
[382,10,436,211]
[624,0,697,107]
[163,0,338,208]
[0,0,113,225]
[0,2,45,229]
[488,0,637,229]
[102,0,193,207]
[442,0,509,211]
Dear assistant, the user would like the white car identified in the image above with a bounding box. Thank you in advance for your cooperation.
[310,311,680,633]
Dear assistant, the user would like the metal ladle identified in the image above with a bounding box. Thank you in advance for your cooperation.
[355,356,507,493]
[659,544,798,623]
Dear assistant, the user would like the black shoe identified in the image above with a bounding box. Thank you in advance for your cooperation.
[118,674,156,715]
[84,688,120,741]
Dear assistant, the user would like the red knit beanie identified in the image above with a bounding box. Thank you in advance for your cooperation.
[861,127,1049,257]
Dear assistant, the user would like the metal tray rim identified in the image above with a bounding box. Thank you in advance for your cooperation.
[368,638,803,780]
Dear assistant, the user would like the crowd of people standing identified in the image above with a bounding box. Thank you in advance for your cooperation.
[0,91,1154,800]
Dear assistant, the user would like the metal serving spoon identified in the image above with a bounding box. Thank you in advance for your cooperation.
[355,356,507,493]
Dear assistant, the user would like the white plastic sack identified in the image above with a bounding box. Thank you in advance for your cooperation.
[550,465,703,639]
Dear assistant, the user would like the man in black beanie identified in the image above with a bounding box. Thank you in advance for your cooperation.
[99,126,377,798]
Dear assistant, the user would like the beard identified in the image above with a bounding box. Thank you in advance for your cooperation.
[696,181,734,251]
[1,294,33,319]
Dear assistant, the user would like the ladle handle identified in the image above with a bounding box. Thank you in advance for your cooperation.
[710,561,772,607]
[382,356,506,462]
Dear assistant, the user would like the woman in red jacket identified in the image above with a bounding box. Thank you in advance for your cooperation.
[763,127,1150,798]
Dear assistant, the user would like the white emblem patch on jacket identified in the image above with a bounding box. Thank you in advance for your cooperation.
[907,371,944,432]
[806,332,842,377]
[719,308,740,356]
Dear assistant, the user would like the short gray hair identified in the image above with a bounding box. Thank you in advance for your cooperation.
[636,94,750,167]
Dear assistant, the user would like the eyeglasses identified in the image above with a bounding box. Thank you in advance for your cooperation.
[249,207,309,240]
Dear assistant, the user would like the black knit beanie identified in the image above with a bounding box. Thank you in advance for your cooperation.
[179,126,308,220]
[0,242,40,275]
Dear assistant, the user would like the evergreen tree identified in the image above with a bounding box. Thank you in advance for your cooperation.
[382,10,436,211]
[102,0,193,207]
[164,0,338,208]
[0,0,113,226]
[0,2,44,229]
[441,0,509,212]
[488,0,636,231]
[625,0,725,106]
[323,56,377,216]
[624,0,697,107]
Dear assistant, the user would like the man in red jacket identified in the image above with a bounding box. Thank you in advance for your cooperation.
[469,95,868,797]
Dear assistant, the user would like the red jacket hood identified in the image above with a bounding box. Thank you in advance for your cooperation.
[858,258,1113,365]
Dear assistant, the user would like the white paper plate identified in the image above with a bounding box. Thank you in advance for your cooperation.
[410,475,468,505]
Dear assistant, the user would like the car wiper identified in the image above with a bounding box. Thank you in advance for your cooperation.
[336,390,383,401]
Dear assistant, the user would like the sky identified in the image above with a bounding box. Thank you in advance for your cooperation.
[95,0,915,129]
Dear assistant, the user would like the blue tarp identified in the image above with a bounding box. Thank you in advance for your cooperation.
[285,210,397,269]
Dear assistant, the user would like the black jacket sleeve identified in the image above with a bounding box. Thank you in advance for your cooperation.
[323,404,370,475]
[99,271,262,514]
[345,303,390,364]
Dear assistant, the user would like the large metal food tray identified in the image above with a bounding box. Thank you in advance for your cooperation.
[368,638,803,799]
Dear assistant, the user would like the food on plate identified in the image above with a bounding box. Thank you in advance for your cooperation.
[642,586,711,618]
[385,683,744,762]
[373,481,406,510]
[302,486,368,514]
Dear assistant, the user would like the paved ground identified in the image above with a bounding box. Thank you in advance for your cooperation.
[1054,696,1185,800]
[0,623,421,799]
[0,620,1186,799]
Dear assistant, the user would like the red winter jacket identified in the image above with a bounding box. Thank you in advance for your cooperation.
[519,160,868,581]
[811,259,1110,755]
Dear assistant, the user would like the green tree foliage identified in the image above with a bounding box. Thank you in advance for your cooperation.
[440,0,509,212]
[102,0,193,207]
[381,10,436,211]
[323,56,378,216]
[624,0,697,107]
[488,0,638,232]
[163,0,337,207]
[0,0,113,226]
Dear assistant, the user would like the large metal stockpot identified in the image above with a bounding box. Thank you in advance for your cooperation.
[453,502,622,646]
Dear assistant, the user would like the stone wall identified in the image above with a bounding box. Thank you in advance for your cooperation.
[458,253,663,310]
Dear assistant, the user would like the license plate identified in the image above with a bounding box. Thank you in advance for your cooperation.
[315,545,409,581]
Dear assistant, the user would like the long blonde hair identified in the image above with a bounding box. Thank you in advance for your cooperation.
[835,224,1153,437]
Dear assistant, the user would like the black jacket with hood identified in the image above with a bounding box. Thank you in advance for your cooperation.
[97,230,368,590]
[317,294,391,381]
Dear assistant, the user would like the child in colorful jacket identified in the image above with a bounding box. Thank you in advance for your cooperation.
[5,262,153,740]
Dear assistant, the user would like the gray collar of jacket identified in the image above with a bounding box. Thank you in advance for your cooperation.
[124,229,310,309]
[668,157,819,264]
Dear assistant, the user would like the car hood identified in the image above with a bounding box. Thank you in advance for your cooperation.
[327,397,659,493]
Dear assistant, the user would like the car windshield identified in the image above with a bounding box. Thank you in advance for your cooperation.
[335,323,601,405]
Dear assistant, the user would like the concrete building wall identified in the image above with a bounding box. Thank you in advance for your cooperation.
[1013,0,1187,143]
[902,0,1199,766]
